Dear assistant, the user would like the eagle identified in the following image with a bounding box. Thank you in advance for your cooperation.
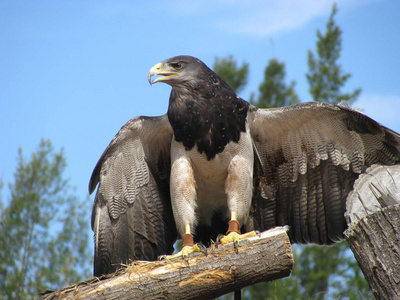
[89,55,400,276]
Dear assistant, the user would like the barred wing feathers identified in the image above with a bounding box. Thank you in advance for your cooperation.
[89,115,176,276]
[248,102,400,245]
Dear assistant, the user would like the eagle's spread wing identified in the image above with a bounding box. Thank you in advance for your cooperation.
[247,101,400,245]
[89,115,176,276]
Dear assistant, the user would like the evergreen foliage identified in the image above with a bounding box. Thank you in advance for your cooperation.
[306,3,361,104]
[251,58,299,108]
[213,55,249,94]
[0,139,91,299]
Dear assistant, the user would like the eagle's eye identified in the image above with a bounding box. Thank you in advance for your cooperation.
[170,62,183,70]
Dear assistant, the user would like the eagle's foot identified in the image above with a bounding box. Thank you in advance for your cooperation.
[159,243,207,262]
[215,220,258,253]
[216,231,258,253]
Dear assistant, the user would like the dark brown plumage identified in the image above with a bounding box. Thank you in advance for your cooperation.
[89,55,400,276]
[166,56,250,160]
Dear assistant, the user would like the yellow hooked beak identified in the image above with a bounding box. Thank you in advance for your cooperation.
[148,62,180,85]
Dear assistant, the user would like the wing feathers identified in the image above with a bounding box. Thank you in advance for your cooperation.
[249,102,400,245]
[90,115,176,276]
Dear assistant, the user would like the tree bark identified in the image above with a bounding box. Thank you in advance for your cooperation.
[40,226,293,300]
[345,164,400,299]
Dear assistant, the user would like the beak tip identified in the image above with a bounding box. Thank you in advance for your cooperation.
[148,62,163,86]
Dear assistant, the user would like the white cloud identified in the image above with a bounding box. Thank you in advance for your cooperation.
[88,0,381,39]
[214,0,334,37]
[163,0,380,37]
[355,94,400,133]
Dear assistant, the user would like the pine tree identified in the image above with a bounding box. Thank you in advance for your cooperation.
[251,58,299,108]
[307,3,361,104]
[213,55,249,94]
[0,139,91,299]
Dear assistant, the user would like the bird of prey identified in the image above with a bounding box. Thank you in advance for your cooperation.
[89,55,400,276]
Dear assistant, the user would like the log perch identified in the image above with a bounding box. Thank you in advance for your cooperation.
[40,226,293,300]
[345,164,400,299]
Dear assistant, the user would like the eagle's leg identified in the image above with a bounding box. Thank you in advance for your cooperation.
[159,153,207,261]
[216,155,258,252]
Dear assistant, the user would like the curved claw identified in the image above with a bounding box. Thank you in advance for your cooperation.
[183,253,189,264]
[216,234,225,248]
[233,240,239,254]
[197,242,208,256]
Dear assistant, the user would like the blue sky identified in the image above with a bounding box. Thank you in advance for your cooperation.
[1,0,400,208]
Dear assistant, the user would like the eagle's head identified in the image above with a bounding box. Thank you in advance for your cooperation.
[148,55,218,89]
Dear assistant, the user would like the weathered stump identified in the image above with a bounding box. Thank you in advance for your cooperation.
[40,226,293,300]
[345,164,400,299]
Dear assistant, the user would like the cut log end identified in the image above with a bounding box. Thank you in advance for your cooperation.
[345,164,400,299]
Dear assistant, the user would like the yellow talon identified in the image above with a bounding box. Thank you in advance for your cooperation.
[159,243,207,261]
[216,230,258,253]
[218,231,240,244]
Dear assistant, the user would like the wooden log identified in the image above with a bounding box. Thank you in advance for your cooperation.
[40,226,293,300]
[345,164,400,299]
[345,164,400,225]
